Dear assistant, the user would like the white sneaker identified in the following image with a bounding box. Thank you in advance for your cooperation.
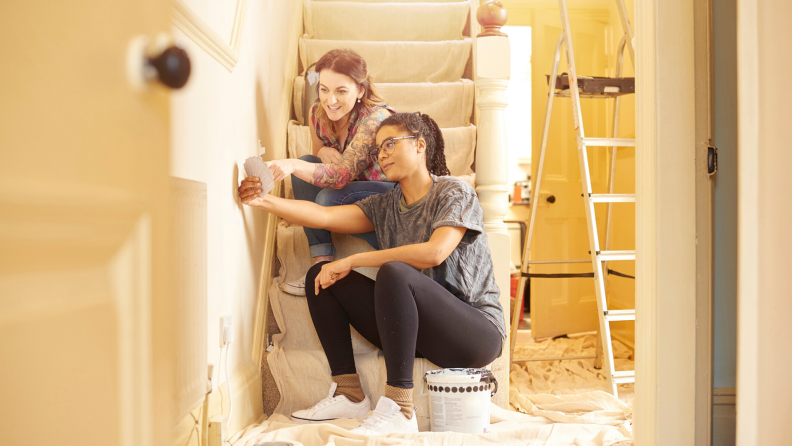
[291,383,371,423]
[280,275,306,296]
[350,396,418,435]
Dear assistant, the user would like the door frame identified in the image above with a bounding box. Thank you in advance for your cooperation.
[634,0,712,444]
[735,0,792,443]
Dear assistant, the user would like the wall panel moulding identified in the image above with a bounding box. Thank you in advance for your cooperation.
[172,0,249,72]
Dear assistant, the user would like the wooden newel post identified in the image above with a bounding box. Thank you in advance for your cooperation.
[475,0,511,409]
[475,1,510,235]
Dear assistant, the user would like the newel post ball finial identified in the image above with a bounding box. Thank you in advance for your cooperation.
[477,1,508,37]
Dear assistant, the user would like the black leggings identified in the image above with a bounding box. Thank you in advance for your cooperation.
[305,261,503,389]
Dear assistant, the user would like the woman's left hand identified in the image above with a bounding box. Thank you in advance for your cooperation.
[267,159,296,184]
[315,257,353,294]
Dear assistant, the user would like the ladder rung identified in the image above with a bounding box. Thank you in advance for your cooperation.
[513,355,596,363]
[555,90,632,99]
[597,250,635,261]
[525,259,591,265]
[604,309,635,321]
[525,272,594,279]
[582,137,636,147]
[589,193,635,203]
[612,370,635,384]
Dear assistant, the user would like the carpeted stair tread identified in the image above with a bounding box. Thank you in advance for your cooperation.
[304,1,470,41]
[294,77,474,128]
[265,0,485,429]
[300,38,472,83]
[311,0,465,3]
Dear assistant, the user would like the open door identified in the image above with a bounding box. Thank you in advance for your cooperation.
[0,1,176,444]
[529,9,610,339]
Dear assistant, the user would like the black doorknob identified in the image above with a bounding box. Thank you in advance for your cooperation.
[148,46,191,89]
[547,195,556,204]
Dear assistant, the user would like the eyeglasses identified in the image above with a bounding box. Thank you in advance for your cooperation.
[369,136,417,165]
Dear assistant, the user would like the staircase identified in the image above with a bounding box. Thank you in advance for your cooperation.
[264,0,512,431]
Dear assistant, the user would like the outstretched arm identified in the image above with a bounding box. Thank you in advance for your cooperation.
[238,176,374,233]
[268,109,390,189]
[313,226,467,293]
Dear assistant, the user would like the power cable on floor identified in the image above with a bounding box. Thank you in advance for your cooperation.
[225,344,233,429]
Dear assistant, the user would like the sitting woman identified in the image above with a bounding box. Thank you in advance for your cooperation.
[268,48,396,296]
[238,113,505,435]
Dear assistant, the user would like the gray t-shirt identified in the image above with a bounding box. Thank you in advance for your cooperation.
[355,175,506,339]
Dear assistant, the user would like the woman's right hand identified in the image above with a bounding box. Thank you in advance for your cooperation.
[317,146,342,165]
[238,176,265,208]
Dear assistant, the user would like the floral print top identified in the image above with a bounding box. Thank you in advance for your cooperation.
[309,102,396,186]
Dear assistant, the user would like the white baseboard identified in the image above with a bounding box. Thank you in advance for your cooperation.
[712,387,736,446]
[172,360,265,446]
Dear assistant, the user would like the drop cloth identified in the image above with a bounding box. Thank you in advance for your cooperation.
[228,400,630,446]
[509,333,635,405]
[262,222,632,445]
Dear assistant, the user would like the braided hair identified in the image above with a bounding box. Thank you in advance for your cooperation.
[379,112,450,176]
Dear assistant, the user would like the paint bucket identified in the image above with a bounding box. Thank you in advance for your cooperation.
[424,368,498,433]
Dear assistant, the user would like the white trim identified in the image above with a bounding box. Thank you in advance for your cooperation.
[713,387,736,406]
[222,359,263,433]
[634,0,657,442]
[736,0,759,443]
[171,359,264,446]
[111,216,154,446]
[252,1,305,370]
[635,0,700,444]
[693,0,714,443]
[228,0,248,51]
[171,0,249,72]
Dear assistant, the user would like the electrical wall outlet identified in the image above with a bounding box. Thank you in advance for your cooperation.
[208,416,225,446]
[219,314,232,348]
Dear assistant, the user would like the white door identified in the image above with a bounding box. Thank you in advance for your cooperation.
[0,1,175,444]
[529,9,610,339]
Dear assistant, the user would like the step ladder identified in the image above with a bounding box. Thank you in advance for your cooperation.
[509,0,636,398]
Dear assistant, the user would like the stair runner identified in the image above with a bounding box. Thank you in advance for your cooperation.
[268,0,480,432]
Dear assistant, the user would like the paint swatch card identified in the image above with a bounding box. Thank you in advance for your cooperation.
[243,156,274,197]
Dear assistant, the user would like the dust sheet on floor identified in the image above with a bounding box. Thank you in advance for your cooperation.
[260,223,633,445]
[229,402,631,446]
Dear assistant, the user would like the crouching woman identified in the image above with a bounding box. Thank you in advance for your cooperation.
[237,112,505,435]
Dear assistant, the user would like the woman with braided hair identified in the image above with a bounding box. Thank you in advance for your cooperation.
[238,113,505,435]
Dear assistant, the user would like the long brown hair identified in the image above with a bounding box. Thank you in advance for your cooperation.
[379,112,450,176]
[313,49,385,139]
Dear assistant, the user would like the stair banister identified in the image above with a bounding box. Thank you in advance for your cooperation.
[474,0,511,409]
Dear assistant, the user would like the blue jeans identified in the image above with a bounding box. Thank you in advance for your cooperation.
[291,155,396,258]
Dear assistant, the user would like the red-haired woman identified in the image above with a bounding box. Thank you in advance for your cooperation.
[268,49,396,296]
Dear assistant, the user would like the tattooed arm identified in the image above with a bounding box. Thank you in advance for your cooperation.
[268,108,391,189]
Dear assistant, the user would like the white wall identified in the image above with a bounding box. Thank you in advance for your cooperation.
[170,0,301,395]
[502,25,532,190]
[736,0,792,443]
